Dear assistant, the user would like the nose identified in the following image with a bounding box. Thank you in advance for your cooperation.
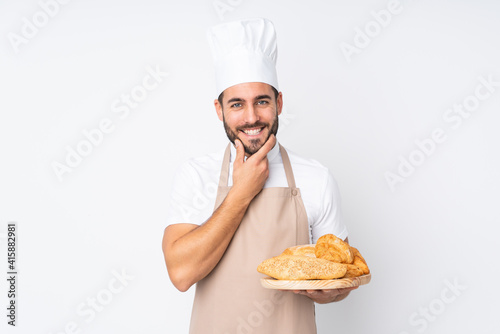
[243,105,259,125]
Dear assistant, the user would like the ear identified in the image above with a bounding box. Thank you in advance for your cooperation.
[214,99,223,121]
[276,92,283,116]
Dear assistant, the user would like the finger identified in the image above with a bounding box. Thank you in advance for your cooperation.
[251,134,276,161]
[306,289,317,294]
[322,286,357,294]
[233,139,245,168]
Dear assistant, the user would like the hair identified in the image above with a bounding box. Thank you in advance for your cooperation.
[218,85,279,107]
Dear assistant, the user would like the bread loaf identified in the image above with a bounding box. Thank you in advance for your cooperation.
[343,264,365,278]
[257,234,369,280]
[315,234,354,264]
[350,246,370,275]
[281,244,316,258]
[257,255,347,280]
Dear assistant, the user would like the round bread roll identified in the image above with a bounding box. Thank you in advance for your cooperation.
[315,234,354,264]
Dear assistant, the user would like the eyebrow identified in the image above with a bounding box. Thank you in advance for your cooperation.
[255,95,272,101]
[227,97,244,104]
[226,95,272,105]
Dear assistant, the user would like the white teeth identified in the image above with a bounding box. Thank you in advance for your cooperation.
[243,128,262,135]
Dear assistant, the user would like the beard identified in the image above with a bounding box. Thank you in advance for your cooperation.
[223,112,279,156]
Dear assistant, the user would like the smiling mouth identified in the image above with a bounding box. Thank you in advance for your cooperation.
[240,127,265,136]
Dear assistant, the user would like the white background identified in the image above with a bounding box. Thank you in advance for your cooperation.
[1,0,499,333]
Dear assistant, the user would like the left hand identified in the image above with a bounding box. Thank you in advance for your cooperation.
[292,286,358,304]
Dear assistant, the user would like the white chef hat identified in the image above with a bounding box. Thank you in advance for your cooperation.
[207,18,279,97]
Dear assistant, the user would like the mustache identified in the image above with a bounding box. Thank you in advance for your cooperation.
[236,121,268,131]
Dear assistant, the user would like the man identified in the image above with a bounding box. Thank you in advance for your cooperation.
[162,18,356,333]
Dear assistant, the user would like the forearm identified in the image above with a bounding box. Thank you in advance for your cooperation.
[163,188,251,291]
[164,137,275,292]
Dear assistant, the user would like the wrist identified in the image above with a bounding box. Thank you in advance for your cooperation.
[332,291,350,303]
[227,186,254,207]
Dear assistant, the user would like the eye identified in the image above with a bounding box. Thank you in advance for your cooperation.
[257,100,269,105]
[230,103,242,108]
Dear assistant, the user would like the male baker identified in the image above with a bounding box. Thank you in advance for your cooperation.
[162,18,356,333]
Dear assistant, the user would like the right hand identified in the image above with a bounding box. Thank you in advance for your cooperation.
[231,135,276,203]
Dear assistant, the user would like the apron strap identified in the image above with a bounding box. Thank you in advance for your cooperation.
[279,143,297,189]
[218,143,232,188]
[218,142,297,189]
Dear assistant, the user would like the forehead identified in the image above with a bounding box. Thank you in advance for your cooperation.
[222,82,274,103]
